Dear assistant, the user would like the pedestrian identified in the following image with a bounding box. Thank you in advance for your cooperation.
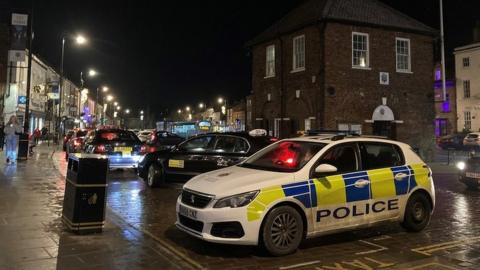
[41,126,48,142]
[33,128,41,144]
[0,123,4,151]
[4,116,23,164]
[28,133,36,155]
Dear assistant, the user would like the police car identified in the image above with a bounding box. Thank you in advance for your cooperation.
[176,135,435,256]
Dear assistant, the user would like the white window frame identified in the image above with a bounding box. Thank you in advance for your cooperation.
[352,32,370,69]
[292,35,305,72]
[464,80,471,98]
[463,57,470,68]
[396,38,411,73]
[465,111,472,131]
[265,45,275,78]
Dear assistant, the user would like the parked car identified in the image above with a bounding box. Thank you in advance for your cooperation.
[63,130,75,151]
[65,129,89,160]
[137,129,155,143]
[137,131,277,187]
[463,132,480,148]
[437,134,466,150]
[176,135,435,256]
[83,128,146,169]
[457,154,480,189]
[146,131,184,152]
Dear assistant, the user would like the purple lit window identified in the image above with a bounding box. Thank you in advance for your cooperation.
[442,101,450,112]
[435,68,441,81]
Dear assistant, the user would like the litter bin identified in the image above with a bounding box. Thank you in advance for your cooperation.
[62,153,108,234]
[17,133,29,160]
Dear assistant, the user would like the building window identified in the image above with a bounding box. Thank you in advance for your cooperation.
[352,32,369,68]
[292,35,305,71]
[396,38,411,72]
[463,57,470,67]
[265,45,275,77]
[304,118,311,131]
[464,80,471,98]
[267,93,271,101]
[295,90,301,98]
[465,111,472,131]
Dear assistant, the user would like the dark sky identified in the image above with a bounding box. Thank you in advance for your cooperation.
[8,0,480,117]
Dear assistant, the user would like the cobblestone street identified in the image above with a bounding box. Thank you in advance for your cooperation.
[1,145,479,269]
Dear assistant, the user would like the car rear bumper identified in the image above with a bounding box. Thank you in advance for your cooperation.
[108,155,142,169]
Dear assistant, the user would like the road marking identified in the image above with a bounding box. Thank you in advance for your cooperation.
[411,236,480,256]
[403,263,459,270]
[372,235,391,241]
[279,260,321,269]
[355,240,388,255]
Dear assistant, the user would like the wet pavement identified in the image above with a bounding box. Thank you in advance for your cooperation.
[1,144,479,269]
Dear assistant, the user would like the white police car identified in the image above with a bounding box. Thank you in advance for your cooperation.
[176,135,435,256]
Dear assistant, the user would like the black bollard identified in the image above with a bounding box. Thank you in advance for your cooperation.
[17,133,29,160]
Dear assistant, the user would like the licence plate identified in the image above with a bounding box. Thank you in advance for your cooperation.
[114,147,132,156]
[466,172,480,179]
[179,204,197,219]
[169,159,184,168]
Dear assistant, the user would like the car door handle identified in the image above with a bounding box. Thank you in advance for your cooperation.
[394,173,408,181]
[354,179,370,188]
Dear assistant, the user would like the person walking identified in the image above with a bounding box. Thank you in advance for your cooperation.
[4,116,23,164]
[33,128,41,144]
[41,126,48,143]
[0,123,5,151]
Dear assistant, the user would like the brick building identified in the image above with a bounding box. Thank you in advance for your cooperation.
[247,0,437,158]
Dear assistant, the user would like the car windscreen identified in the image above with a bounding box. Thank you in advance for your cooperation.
[96,130,139,143]
[240,141,326,172]
[467,134,479,139]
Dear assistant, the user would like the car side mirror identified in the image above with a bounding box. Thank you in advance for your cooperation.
[314,164,338,174]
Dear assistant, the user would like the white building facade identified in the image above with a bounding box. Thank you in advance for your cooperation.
[455,43,480,132]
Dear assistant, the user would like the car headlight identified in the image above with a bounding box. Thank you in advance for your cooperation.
[213,191,259,208]
[456,161,466,170]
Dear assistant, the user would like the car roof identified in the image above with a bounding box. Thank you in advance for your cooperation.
[285,134,410,147]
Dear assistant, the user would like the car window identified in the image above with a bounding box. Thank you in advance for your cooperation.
[96,130,139,143]
[319,145,358,174]
[241,141,326,172]
[214,136,249,153]
[178,136,215,152]
[361,143,403,170]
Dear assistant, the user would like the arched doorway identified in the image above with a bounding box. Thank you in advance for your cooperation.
[369,98,398,139]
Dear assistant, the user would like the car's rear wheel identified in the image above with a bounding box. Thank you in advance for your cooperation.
[401,192,431,232]
[261,206,303,256]
[147,163,164,188]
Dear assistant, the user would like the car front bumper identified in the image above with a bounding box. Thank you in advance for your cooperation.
[175,196,261,245]
[459,175,480,187]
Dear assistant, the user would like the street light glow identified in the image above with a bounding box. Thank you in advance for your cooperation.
[199,103,204,109]
[178,109,182,114]
[218,97,224,104]
[117,106,121,110]
[88,69,97,77]
[114,102,118,106]
[185,106,191,112]
[140,110,144,114]
[75,35,87,45]
[125,109,130,114]
[102,86,109,92]
[106,95,114,102]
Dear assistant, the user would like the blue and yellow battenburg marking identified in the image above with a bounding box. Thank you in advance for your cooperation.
[246,164,429,221]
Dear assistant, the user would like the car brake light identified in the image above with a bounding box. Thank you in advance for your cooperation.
[95,145,106,153]
[140,145,147,154]
[149,146,157,153]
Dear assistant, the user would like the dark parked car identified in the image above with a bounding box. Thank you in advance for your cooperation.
[437,134,466,150]
[457,154,480,189]
[137,131,277,187]
[63,130,75,151]
[146,131,184,152]
[83,128,146,169]
[65,129,89,160]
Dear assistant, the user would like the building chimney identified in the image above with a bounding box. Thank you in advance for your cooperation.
[474,21,480,43]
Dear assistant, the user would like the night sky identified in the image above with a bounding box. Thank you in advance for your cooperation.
[7,0,480,117]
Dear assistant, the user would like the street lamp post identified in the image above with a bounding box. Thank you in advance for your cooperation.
[58,34,87,140]
[218,97,227,131]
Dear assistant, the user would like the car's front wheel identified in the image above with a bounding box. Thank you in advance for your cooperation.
[147,163,165,188]
[261,206,303,256]
[401,192,432,232]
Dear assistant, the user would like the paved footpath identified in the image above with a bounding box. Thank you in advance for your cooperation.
[0,144,192,270]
